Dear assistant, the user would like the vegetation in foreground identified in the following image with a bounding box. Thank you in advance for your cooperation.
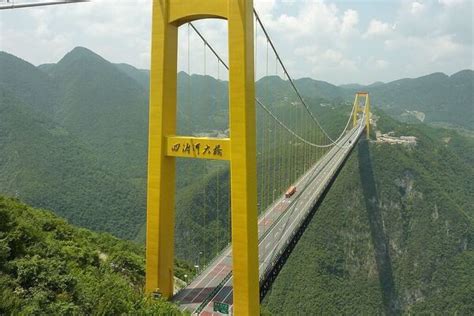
[0,196,187,315]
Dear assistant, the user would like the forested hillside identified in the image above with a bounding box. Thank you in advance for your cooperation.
[1,47,471,244]
[40,47,149,179]
[361,70,474,130]
[0,90,145,239]
[295,70,474,130]
[0,196,186,314]
[262,113,474,314]
[0,48,233,241]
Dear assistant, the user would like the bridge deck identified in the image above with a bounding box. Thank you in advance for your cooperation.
[173,121,365,315]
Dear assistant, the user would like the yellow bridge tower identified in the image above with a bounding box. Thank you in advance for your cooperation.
[145,0,259,315]
[352,92,371,137]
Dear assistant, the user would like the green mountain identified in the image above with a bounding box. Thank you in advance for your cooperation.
[0,50,147,240]
[114,63,150,91]
[0,52,58,117]
[292,70,474,130]
[1,48,237,243]
[262,112,474,314]
[176,72,229,134]
[0,89,145,239]
[0,196,185,314]
[364,71,474,129]
[42,47,149,179]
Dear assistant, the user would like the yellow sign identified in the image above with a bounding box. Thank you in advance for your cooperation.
[166,136,230,160]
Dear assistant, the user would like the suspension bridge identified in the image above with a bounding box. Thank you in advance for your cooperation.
[4,0,371,314]
[144,1,371,315]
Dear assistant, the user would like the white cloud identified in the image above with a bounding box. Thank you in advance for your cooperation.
[410,1,425,14]
[272,1,341,39]
[341,9,359,36]
[255,0,276,18]
[364,19,391,38]
[384,34,467,68]
[438,0,465,7]
[375,59,389,69]
[427,35,465,62]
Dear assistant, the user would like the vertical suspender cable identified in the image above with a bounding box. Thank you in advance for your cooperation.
[273,116,277,199]
[216,58,220,256]
[265,37,272,207]
[202,41,207,264]
[187,23,192,128]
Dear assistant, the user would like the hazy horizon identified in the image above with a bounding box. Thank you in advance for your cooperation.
[2,45,472,87]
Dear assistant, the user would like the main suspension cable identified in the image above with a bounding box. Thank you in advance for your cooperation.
[253,9,343,145]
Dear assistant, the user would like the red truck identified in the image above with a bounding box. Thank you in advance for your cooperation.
[285,186,296,198]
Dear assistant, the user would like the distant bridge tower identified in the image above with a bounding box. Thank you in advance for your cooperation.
[145,0,259,315]
[352,92,371,137]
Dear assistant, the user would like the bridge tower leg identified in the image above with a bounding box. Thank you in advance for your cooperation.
[352,93,360,128]
[146,1,259,314]
[228,1,260,314]
[145,0,178,300]
[352,92,371,138]
[365,94,371,137]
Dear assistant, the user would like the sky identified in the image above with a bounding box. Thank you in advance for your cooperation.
[0,0,472,85]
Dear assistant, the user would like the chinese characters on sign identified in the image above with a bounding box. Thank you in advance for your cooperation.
[166,136,230,160]
[171,142,224,157]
